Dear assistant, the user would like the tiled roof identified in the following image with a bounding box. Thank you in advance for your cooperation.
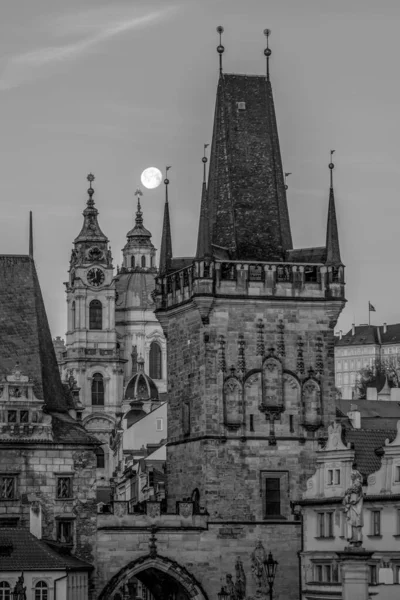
[0,528,93,571]
[338,399,400,419]
[0,255,97,445]
[379,323,400,344]
[286,247,326,264]
[335,324,379,346]
[342,429,397,479]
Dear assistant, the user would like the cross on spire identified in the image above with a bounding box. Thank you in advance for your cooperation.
[263,29,272,80]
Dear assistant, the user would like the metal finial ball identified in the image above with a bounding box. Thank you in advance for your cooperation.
[87,173,95,183]
[217,44,225,54]
[164,178,169,185]
[202,156,208,163]
[264,48,272,57]
[329,163,335,170]
[217,26,224,34]
[87,188,94,196]
[263,29,271,37]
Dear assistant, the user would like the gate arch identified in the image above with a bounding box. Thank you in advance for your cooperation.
[98,554,209,600]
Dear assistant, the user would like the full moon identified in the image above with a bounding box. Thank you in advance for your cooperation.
[140,167,162,189]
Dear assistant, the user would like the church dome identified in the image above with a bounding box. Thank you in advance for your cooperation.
[124,361,159,402]
[115,271,156,311]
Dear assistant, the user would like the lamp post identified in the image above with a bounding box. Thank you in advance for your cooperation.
[264,552,278,600]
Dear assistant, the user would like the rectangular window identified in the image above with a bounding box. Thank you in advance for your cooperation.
[324,565,332,582]
[396,566,400,585]
[335,469,341,485]
[327,469,333,485]
[316,565,323,582]
[56,520,73,544]
[249,414,254,432]
[0,476,16,499]
[289,415,294,433]
[156,418,163,431]
[369,565,377,585]
[57,477,72,499]
[395,466,400,482]
[20,410,29,423]
[265,478,281,517]
[372,511,381,536]
[317,512,334,537]
[7,410,17,423]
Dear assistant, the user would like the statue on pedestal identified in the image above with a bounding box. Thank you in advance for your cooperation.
[343,468,364,547]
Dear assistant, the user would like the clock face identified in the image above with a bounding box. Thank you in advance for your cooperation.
[87,267,105,287]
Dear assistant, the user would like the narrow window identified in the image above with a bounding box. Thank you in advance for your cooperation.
[250,414,254,432]
[327,470,333,485]
[289,414,294,433]
[0,582,11,600]
[89,299,102,330]
[0,476,15,500]
[141,255,146,268]
[369,565,377,585]
[35,581,48,600]
[7,411,16,423]
[265,478,281,517]
[316,565,323,582]
[92,373,105,406]
[372,511,381,535]
[57,477,72,499]
[156,418,163,431]
[95,447,105,469]
[20,410,29,423]
[318,513,325,537]
[57,520,73,544]
[327,512,334,537]
[72,300,76,329]
[150,256,154,268]
[131,255,135,268]
[324,565,331,582]
[395,466,400,482]
[148,471,154,487]
[335,469,341,485]
[149,342,162,379]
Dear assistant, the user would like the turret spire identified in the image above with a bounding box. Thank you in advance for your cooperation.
[159,167,173,275]
[134,188,143,226]
[196,145,211,259]
[325,151,342,265]
[74,173,108,244]
[216,26,224,75]
[263,29,271,81]
[29,211,33,259]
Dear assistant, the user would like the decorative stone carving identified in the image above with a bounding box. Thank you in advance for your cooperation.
[218,335,227,373]
[302,378,322,431]
[260,356,283,414]
[251,540,268,593]
[146,501,161,518]
[277,319,285,358]
[315,336,324,375]
[296,336,305,375]
[223,376,242,428]
[177,501,194,518]
[237,334,246,375]
[324,422,348,451]
[256,319,265,357]
[73,451,90,470]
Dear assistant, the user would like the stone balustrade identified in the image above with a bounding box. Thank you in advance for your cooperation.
[155,260,345,310]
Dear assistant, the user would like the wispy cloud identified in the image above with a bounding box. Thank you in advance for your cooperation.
[0,6,176,91]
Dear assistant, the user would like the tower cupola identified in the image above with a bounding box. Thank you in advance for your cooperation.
[122,189,156,272]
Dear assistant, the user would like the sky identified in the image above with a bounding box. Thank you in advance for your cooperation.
[1,0,400,338]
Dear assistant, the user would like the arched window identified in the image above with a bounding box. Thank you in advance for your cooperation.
[72,301,76,329]
[150,255,154,268]
[95,446,105,468]
[89,299,102,330]
[92,373,104,405]
[141,255,146,268]
[0,582,10,600]
[149,342,162,379]
[131,255,135,268]
[35,581,48,600]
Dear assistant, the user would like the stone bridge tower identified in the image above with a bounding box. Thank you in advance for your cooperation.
[155,37,346,520]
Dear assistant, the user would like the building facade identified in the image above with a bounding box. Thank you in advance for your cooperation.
[93,38,346,600]
[335,323,400,399]
[296,421,400,600]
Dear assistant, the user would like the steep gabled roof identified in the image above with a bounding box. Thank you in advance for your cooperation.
[343,428,397,480]
[335,324,379,347]
[325,185,342,265]
[0,256,72,412]
[206,73,292,261]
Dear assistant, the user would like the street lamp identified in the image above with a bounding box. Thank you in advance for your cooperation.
[264,552,278,600]
[217,586,230,600]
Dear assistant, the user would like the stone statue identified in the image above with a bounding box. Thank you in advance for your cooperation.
[343,468,364,546]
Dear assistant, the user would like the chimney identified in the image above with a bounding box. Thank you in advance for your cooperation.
[383,322,387,334]
[352,323,355,336]
[347,407,361,429]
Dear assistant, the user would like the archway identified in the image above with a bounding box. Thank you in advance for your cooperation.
[98,554,209,600]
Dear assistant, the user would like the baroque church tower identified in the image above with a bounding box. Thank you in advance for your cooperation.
[155,31,346,520]
[62,175,125,474]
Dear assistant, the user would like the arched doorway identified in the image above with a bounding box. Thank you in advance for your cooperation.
[99,555,209,600]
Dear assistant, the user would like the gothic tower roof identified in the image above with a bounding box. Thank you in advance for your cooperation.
[159,178,173,274]
[325,162,342,265]
[205,72,293,261]
[0,255,73,413]
[125,198,153,245]
[74,174,108,245]
[196,152,211,259]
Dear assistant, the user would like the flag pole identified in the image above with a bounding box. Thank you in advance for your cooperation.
[368,301,370,327]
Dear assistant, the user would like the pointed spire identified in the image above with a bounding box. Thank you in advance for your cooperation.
[196,145,211,259]
[159,167,173,275]
[29,211,33,259]
[216,26,225,75]
[134,188,143,226]
[263,29,271,81]
[325,151,342,265]
[74,173,108,244]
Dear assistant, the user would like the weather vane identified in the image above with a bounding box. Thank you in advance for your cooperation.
[216,26,225,75]
[263,29,271,80]
[134,188,143,197]
[86,173,95,198]
[164,166,171,185]
[202,144,209,182]
[284,172,292,191]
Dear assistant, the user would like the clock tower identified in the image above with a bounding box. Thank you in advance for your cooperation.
[62,174,126,480]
